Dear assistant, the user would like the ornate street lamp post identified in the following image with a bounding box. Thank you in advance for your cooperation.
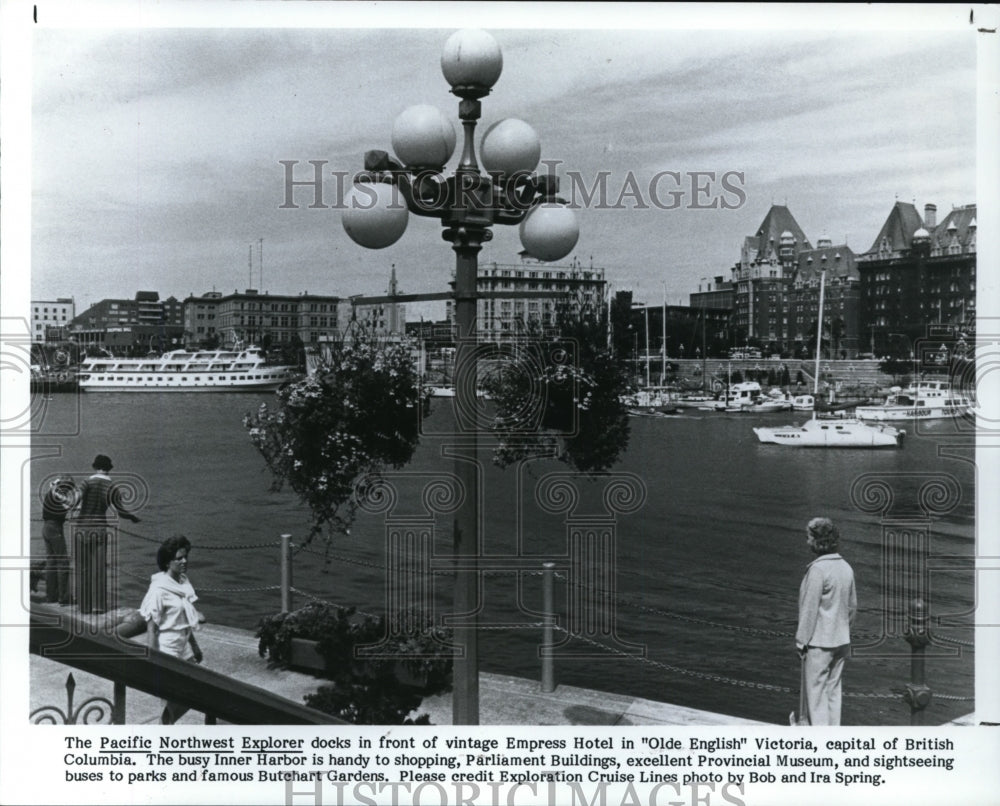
[341,29,579,724]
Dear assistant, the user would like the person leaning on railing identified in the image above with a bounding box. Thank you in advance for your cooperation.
[41,476,77,605]
[140,535,204,725]
[73,454,140,614]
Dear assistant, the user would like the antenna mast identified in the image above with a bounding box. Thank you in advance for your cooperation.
[259,238,264,292]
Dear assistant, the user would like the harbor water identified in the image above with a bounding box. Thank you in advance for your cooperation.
[28,392,975,725]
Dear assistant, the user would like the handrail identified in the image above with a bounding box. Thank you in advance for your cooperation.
[29,604,345,725]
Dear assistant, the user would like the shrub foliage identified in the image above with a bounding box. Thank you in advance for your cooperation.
[481,305,630,473]
[244,334,424,543]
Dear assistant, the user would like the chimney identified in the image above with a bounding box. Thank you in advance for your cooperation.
[924,203,937,228]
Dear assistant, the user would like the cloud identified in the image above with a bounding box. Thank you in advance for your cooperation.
[28,25,978,313]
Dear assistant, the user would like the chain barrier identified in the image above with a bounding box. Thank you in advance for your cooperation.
[549,626,970,702]
[935,634,976,649]
[116,558,281,594]
[287,586,381,620]
[50,520,973,706]
[551,571,799,639]
[551,625,794,694]
[476,623,545,630]
[114,524,281,551]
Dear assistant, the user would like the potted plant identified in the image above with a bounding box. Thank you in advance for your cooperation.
[256,602,453,724]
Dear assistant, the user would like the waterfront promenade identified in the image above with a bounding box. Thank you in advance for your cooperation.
[27,603,767,726]
[26,603,977,727]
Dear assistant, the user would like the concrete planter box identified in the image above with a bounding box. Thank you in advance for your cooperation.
[288,638,427,688]
[289,638,328,674]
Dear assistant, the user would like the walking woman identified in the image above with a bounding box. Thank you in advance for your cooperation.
[140,535,203,724]
[795,517,856,725]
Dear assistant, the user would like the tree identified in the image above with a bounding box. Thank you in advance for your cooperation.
[609,290,634,361]
[878,356,912,385]
[481,304,630,473]
[244,333,425,544]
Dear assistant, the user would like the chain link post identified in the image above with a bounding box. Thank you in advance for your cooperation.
[903,597,933,725]
[281,534,293,613]
[541,562,556,693]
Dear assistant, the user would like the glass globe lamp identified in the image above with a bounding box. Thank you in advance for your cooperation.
[519,203,579,262]
[341,183,409,249]
[480,118,541,177]
[441,29,503,92]
[391,105,456,170]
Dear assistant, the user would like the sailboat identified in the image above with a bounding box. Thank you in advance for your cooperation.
[622,302,678,415]
[752,270,903,448]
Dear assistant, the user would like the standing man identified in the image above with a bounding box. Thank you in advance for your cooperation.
[795,517,856,725]
[73,454,141,614]
[41,476,76,605]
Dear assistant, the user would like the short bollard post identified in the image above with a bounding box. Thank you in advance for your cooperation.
[541,562,556,693]
[902,597,932,725]
[280,534,293,613]
[112,681,126,725]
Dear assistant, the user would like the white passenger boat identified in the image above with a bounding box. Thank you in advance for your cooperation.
[77,346,298,392]
[753,417,903,448]
[854,381,973,422]
[703,381,763,411]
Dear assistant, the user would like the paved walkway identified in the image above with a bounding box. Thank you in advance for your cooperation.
[28,604,975,727]
[28,606,767,726]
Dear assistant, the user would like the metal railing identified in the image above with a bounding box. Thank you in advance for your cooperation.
[29,604,345,725]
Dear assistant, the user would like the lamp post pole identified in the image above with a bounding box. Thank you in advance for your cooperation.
[341,29,580,725]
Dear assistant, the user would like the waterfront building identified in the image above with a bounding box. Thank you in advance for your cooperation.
[626,302,734,361]
[184,289,344,349]
[445,257,606,342]
[731,205,812,346]
[689,275,735,312]
[30,297,75,342]
[787,238,860,358]
[69,292,184,354]
[857,202,976,357]
[184,277,405,351]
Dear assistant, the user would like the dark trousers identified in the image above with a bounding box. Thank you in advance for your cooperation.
[73,526,109,614]
[42,520,71,604]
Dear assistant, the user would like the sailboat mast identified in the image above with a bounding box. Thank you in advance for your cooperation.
[662,284,667,383]
[701,305,707,392]
[644,306,651,388]
[813,269,826,414]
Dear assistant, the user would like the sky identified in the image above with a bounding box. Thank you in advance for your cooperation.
[17,3,988,320]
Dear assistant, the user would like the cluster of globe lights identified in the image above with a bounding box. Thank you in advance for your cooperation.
[341,29,580,262]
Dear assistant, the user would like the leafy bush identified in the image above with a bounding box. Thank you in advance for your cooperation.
[257,602,453,724]
[244,334,424,543]
[481,306,630,473]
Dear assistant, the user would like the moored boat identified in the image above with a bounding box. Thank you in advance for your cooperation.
[753,417,903,448]
[749,392,793,413]
[623,387,678,416]
[855,380,973,422]
[753,268,903,449]
[77,346,298,392]
[790,393,815,411]
[30,366,79,393]
[701,381,762,411]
